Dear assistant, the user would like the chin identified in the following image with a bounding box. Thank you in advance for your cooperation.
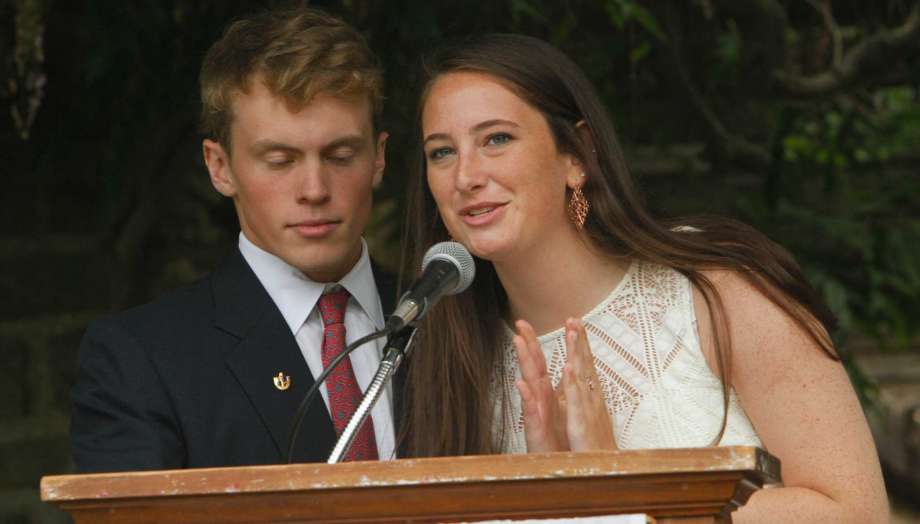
[464,239,510,263]
[281,247,351,281]
[299,261,349,281]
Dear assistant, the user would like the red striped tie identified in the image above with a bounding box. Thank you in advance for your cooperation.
[318,288,378,461]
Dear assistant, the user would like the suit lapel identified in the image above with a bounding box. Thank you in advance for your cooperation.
[212,251,336,463]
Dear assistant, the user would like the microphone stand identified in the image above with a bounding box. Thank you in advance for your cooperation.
[327,326,417,464]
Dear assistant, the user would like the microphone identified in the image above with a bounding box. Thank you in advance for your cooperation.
[287,242,472,462]
[386,241,475,332]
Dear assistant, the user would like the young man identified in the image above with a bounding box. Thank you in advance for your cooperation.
[70,7,395,472]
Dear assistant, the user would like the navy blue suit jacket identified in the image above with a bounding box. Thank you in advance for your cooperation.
[70,249,398,473]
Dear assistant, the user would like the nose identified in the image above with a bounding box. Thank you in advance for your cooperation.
[295,161,331,205]
[454,150,487,194]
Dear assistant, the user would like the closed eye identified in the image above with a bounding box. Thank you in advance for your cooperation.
[321,137,365,167]
[326,150,356,166]
[265,156,295,169]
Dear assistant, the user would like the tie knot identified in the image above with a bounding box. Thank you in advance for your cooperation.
[318,288,350,326]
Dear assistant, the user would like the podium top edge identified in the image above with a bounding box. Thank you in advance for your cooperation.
[41,446,779,502]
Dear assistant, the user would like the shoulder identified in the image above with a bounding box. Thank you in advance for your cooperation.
[89,277,213,338]
[80,273,224,372]
[689,270,801,379]
[691,269,830,367]
[695,270,782,332]
[689,274,886,521]
[88,249,258,342]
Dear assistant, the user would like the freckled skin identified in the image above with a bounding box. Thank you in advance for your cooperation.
[422,72,581,265]
[421,71,889,524]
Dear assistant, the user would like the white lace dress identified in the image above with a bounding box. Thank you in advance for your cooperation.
[493,259,762,453]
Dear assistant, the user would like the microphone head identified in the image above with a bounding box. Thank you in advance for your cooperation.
[421,241,475,295]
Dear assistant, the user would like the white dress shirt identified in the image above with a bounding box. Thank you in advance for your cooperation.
[238,232,396,460]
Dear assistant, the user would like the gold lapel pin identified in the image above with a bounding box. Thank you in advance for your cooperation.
[273,372,291,391]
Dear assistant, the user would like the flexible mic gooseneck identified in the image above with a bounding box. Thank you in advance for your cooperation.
[285,328,389,463]
[285,241,475,463]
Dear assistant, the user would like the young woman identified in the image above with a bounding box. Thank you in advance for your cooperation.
[401,33,888,522]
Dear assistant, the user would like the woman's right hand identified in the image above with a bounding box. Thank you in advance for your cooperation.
[513,320,569,452]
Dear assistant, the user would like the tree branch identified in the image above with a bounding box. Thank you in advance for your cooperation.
[773,3,920,98]
[804,0,844,66]
[661,1,773,169]
[711,0,788,72]
[677,66,773,168]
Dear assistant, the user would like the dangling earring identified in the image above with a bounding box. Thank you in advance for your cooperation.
[568,173,590,229]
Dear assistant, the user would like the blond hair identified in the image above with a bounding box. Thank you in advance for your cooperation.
[199,7,383,149]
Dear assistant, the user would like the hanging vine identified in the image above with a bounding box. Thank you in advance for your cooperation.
[8,0,47,140]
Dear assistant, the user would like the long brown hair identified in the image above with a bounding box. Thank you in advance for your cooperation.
[400,34,837,458]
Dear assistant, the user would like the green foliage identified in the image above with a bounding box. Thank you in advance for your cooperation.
[715,20,742,73]
[8,0,48,139]
[510,0,547,25]
[604,0,665,41]
[745,88,920,351]
[2,0,917,358]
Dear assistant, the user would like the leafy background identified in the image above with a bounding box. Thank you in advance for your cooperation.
[1,0,918,521]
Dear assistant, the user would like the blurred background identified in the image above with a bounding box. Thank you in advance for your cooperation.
[1,1,918,522]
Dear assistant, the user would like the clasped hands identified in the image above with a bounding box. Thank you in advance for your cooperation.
[513,318,618,452]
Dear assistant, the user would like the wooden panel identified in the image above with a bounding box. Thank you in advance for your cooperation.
[42,447,779,523]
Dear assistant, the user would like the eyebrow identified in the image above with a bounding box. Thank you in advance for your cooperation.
[320,134,366,155]
[250,140,302,157]
[249,135,367,157]
[423,119,520,146]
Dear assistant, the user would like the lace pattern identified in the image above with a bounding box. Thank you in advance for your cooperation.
[493,260,762,453]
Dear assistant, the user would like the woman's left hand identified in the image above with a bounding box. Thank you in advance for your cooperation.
[514,318,617,452]
[560,318,617,451]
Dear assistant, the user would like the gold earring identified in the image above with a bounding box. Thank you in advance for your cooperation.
[568,175,590,229]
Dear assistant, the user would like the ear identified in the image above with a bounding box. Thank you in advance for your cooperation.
[566,168,587,191]
[203,139,237,197]
[574,120,596,153]
[372,131,389,188]
[566,120,595,189]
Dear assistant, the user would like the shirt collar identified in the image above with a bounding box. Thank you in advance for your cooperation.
[238,232,385,334]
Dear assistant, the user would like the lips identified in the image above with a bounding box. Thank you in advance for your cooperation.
[459,202,508,226]
[289,219,341,238]
[468,207,494,216]
[460,202,506,216]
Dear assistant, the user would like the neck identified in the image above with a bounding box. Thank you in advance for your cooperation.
[492,230,630,336]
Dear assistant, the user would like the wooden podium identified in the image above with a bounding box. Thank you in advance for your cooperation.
[41,446,779,523]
